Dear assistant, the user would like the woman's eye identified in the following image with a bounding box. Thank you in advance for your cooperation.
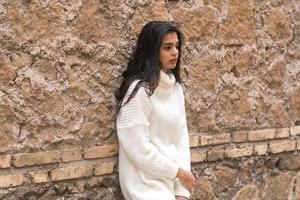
[164,46,171,50]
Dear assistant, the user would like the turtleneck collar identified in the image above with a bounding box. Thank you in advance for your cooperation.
[159,70,176,89]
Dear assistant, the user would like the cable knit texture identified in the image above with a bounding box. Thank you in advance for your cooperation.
[116,70,191,200]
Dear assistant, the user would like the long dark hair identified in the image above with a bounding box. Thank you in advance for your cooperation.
[115,21,183,116]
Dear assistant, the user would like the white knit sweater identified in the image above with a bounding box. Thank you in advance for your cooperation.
[116,70,191,200]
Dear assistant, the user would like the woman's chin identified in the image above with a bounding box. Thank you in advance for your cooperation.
[168,65,177,69]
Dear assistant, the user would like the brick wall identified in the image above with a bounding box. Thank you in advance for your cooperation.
[0,145,117,187]
[1,126,300,199]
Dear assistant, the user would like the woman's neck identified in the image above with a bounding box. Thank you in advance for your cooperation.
[159,69,175,89]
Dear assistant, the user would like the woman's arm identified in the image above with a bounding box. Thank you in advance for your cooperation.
[174,126,195,196]
[117,124,179,179]
[174,85,195,198]
[117,84,179,179]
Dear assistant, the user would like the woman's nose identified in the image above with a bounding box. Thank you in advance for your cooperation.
[171,47,178,55]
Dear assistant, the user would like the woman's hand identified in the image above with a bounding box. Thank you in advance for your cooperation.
[176,167,196,191]
[176,196,188,200]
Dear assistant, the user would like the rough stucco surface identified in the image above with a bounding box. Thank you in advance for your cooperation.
[0,0,300,199]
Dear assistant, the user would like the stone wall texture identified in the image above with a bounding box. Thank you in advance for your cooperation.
[0,0,300,199]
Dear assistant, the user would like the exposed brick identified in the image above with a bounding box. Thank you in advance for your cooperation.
[297,138,300,150]
[210,133,231,145]
[232,132,248,143]
[189,135,199,147]
[94,161,116,176]
[0,174,24,188]
[84,144,118,159]
[62,149,82,162]
[248,129,276,141]
[29,171,49,183]
[254,142,268,156]
[225,145,253,158]
[51,165,93,181]
[291,126,300,136]
[269,139,296,154]
[191,148,207,163]
[199,135,210,146]
[0,155,11,168]
[199,133,231,146]
[13,151,61,167]
[276,127,290,138]
[207,149,224,161]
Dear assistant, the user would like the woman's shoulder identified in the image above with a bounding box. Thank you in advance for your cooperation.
[174,82,186,104]
[126,79,150,100]
[128,79,140,91]
[175,82,184,94]
[128,79,147,92]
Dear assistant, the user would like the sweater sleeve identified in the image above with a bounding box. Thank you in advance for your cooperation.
[116,82,179,179]
[174,85,191,198]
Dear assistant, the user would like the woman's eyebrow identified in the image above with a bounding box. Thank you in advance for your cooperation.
[162,41,179,45]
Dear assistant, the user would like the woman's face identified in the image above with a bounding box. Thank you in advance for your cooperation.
[159,32,179,72]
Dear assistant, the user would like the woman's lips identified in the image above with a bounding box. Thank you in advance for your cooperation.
[170,59,177,64]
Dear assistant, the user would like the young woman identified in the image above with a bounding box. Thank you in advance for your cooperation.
[115,21,195,200]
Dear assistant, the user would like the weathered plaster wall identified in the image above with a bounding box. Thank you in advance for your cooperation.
[0,0,300,199]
